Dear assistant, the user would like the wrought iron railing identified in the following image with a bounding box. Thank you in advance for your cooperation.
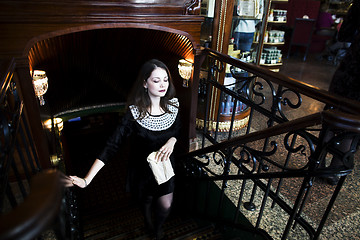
[0,59,80,240]
[181,48,360,240]
[0,59,37,212]
[1,48,360,239]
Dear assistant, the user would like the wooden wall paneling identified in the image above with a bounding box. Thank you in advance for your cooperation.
[0,1,187,19]
[0,0,204,157]
[0,18,203,59]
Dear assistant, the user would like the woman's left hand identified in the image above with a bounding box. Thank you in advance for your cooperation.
[156,137,177,162]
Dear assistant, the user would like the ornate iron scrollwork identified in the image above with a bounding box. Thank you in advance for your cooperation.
[184,0,201,15]
[277,88,302,121]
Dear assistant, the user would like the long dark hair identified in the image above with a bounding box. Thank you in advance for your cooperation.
[127,59,177,119]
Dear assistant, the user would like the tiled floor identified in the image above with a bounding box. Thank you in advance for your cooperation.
[279,54,360,240]
[280,54,337,91]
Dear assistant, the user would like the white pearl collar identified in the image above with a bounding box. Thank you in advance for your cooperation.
[130,98,179,131]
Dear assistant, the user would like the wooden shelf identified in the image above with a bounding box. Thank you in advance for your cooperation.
[253,42,284,45]
[265,42,284,45]
[260,62,283,67]
[268,21,287,24]
[233,16,258,20]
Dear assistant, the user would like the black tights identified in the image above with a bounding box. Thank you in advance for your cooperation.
[142,192,173,238]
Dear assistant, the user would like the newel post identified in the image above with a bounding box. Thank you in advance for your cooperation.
[13,57,51,169]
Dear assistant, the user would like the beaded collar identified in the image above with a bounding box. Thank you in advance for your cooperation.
[130,98,179,131]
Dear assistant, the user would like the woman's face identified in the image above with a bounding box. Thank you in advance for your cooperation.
[144,67,169,99]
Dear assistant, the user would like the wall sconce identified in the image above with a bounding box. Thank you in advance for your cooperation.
[50,154,61,166]
[32,70,48,106]
[178,59,193,87]
[43,117,63,132]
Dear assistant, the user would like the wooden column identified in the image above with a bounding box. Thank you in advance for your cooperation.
[211,0,235,54]
[189,51,206,140]
[208,0,235,123]
[14,57,51,169]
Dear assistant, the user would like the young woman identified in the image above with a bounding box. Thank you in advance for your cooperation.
[70,59,181,239]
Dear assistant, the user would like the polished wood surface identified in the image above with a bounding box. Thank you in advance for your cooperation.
[0,0,204,154]
[0,170,65,240]
[0,1,203,58]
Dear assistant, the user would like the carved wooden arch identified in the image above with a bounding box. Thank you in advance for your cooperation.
[23,22,199,61]
[21,21,202,143]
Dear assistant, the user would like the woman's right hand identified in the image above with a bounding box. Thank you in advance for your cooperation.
[69,175,88,188]
[69,159,105,188]
[155,137,177,162]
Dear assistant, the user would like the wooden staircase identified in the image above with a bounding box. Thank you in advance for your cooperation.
[81,202,224,240]
[62,116,223,240]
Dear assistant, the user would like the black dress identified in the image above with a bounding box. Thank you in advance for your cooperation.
[98,98,180,200]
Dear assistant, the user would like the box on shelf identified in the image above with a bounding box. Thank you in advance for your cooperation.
[253,47,282,65]
[268,30,285,43]
[268,9,287,22]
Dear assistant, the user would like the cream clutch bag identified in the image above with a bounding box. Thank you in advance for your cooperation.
[147,152,175,185]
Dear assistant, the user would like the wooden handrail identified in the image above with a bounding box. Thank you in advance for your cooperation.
[188,48,360,158]
[187,110,360,158]
[187,112,320,157]
[202,48,360,115]
[0,169,66,240]
[0,59,15,106]
[322,110,360,132]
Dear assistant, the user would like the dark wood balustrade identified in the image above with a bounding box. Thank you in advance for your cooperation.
[0,170,66,240]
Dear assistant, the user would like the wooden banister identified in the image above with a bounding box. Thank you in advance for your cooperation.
[0,170,66,240]
[202,48,360,115]
[187,109,360,158]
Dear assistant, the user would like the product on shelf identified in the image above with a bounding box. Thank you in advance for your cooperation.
[220,75,248,116]
[255,47,282,65]
[253,30,285,43]
[220,95,247,115]
[269,9,287,22]
[268,30,285,43]
[273,9,287,22]
[240,51,252,62]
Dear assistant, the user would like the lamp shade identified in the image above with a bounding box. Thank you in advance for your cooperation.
[32,70,48,105]
[43,118,63,131]
[178,59,193,87]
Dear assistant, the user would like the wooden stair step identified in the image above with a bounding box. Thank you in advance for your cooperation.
[82,204,225,240]
[171,224,223,240]
[83,205,143,231]
[83,206,145,239]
